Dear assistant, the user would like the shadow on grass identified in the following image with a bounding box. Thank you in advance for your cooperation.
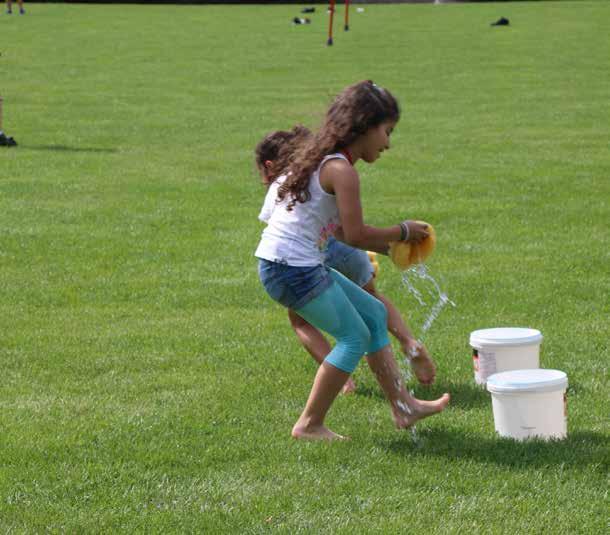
[383,428,608,471]
[354,383,386,401]
[416,380,490,409]
[426,380,584,410]
[355,380,490,409]
[24,144,118,153]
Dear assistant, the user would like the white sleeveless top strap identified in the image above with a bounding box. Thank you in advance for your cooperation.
[255,153,347,266]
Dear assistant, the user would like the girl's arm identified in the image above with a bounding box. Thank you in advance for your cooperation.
[320,159,427,254]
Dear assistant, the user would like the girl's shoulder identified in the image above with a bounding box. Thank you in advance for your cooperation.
[320,154,357,177]
[271,173,288,185]
[320,152,350,167]
[319,153,355,177]
[319,155,359,194]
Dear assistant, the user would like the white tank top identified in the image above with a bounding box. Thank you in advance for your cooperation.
[254,153,347,266]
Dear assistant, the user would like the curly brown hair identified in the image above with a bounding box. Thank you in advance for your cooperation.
[254,125,312,186]
[277,80,400,211]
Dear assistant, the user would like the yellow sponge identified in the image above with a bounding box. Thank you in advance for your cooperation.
[389,221,436,270]
[367,251,380,278]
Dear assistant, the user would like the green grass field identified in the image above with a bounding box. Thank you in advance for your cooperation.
[1,2,608,532]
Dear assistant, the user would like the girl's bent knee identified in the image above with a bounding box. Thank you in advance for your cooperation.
[325,350,362,374]
[325,330,371,373]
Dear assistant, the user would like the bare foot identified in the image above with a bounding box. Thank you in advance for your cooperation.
[391,393,450,429]
[403,340,436,385]
[291,423,348,441]
[341,376,357,395]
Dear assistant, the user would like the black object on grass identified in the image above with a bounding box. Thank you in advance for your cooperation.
[0,132,17,147]
[491,17,510,27]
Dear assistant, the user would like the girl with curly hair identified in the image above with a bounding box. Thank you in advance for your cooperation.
[255,126,437,395]
[255,81,450,440]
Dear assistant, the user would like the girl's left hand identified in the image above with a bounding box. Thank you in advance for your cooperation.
[401,220,429,244]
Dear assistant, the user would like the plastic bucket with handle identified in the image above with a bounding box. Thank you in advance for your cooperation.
[486,369,568,441]
[470,327,543,386]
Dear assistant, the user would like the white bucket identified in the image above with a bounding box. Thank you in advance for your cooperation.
[470,327,543,385]
[486,369,568,441]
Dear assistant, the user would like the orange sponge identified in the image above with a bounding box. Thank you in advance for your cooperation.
[367,251,380,278]
[389,221,436,270]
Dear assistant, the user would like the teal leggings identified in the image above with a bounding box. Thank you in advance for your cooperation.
[295,268,390,373]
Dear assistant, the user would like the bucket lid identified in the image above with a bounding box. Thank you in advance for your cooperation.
[486,369,568,394]
[470,327,543,348]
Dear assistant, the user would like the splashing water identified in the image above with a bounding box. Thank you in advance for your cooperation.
[388,358,418,442]
[401,366,419,443]
[390,361,418,442]
[395,399,412,416]
[401,264,456,344]
[398,263,456,444]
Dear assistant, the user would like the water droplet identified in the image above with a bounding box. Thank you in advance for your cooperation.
[396,399,412,415]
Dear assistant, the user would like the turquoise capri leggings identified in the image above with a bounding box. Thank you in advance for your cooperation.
[295,268,390,373]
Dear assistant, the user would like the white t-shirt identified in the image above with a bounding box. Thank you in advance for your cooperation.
[254,153,346,266]
[258,177,282,225]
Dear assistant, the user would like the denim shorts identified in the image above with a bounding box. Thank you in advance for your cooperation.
[324,237,374,288]
[258,259,334,310]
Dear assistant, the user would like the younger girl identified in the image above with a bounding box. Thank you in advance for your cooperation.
[255,81,450,440]
[255,127,437,394]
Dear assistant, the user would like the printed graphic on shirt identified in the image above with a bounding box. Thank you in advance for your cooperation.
[317,221,339,252]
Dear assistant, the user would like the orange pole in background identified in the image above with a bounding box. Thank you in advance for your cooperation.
[327,0,336,46]
[344,0,350,31]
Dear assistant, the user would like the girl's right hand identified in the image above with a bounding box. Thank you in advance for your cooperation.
[401,220,429,244]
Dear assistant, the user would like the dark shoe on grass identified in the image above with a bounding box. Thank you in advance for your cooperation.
[0,133,17,147]
[491,17,510,26]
